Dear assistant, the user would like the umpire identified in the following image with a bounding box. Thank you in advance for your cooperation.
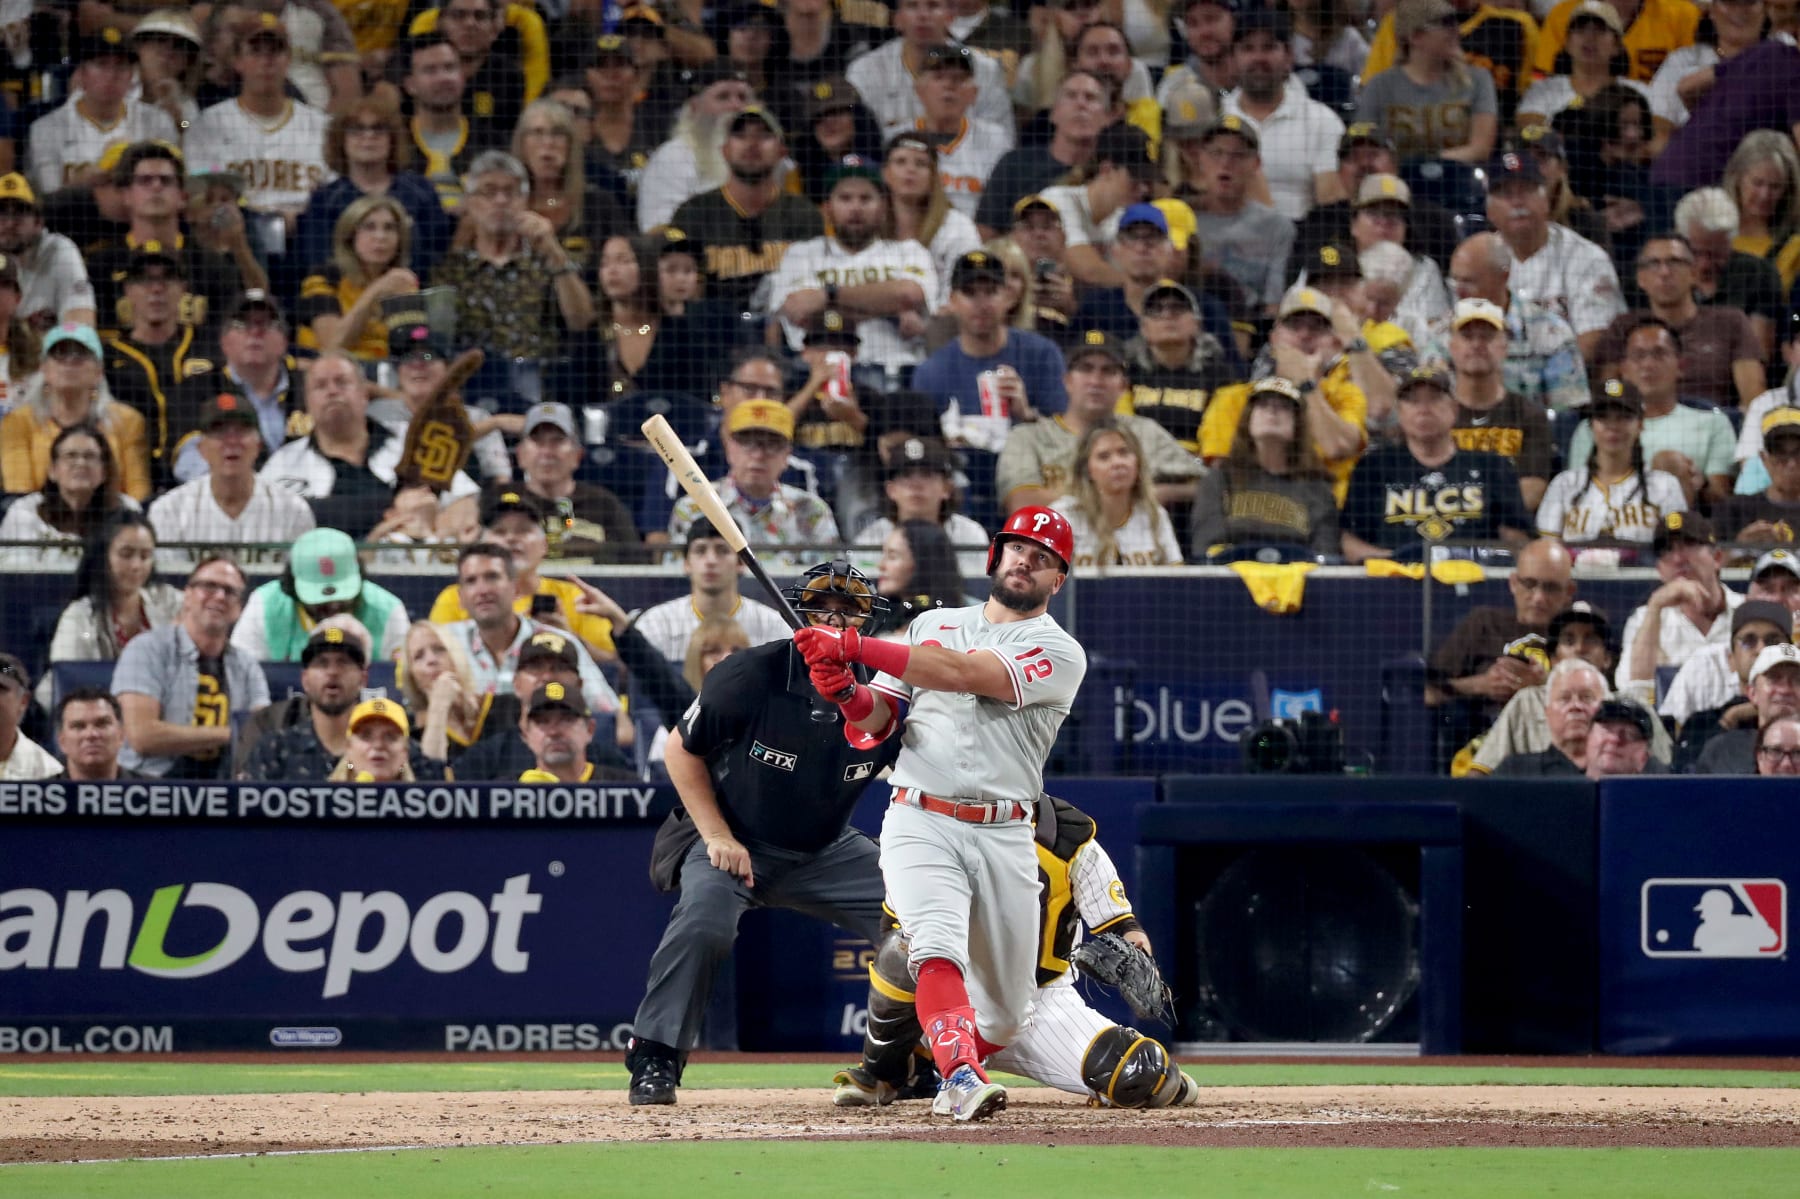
[626,560,901,1106]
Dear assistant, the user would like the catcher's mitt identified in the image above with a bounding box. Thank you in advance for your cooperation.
[1071,932,1174,1024]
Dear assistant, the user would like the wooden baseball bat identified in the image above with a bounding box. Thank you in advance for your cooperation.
[640,413,806,631]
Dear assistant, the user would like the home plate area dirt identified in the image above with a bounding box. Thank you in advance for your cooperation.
[7,1084,1800,1161]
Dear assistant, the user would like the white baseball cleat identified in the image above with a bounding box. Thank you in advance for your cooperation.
[931,1064,1006,1121]
[832,1066,898,1107]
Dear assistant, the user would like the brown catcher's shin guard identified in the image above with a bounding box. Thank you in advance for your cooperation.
[861,926,925,1087]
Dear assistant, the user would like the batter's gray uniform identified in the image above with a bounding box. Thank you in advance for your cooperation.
[869,603,1086,1045]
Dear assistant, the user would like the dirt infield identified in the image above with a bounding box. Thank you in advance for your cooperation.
[7,1080,1800,1162]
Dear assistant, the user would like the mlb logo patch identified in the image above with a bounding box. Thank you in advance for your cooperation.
[1270,689,1323,720]
[1641,879,1786,958]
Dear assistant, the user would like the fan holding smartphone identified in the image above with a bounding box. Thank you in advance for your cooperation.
[424,490,620,665]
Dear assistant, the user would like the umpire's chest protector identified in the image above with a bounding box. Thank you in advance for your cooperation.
[686,642,900,852]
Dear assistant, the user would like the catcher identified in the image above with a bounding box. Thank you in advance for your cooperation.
[833,795,1198,1110]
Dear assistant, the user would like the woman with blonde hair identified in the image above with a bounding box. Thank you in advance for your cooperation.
[883,133,982,310]
[1051,423,1183,569]
[397,620,485,763]
[513,99,625,275]
[1722,130,1800,294]
[296,194,417,360]
[984,238,1038,332]
[0,324,149,502]
[295,97,450,275]
[328,699,426,783]
[682,617,751,694]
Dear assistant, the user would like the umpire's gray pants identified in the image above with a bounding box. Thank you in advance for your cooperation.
[630,829,887,1051]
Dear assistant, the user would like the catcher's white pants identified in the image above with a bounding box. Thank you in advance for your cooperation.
[879,801,1041,1045]
[986,978,1114,1096]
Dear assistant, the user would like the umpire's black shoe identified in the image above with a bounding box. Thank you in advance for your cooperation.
[626,1037,680,1106]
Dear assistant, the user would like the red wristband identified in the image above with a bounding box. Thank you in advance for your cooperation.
[856,637,911,679]
[838,684,876,723]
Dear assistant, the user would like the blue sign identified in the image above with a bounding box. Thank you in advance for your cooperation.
[1599,779,1800,1054]
[0,783,676,1051]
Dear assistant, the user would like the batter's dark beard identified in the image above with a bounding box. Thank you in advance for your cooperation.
[988,574,1041,613]
[730,163,775,185]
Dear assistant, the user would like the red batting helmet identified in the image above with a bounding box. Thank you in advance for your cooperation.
[987,506,1074,574]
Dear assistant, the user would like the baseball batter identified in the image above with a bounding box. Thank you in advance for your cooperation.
[835,795,1199,1110]
[795,505,1085,1121]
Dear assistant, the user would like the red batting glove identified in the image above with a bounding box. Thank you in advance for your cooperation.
[808,659,857,702]
[795,624,860,665]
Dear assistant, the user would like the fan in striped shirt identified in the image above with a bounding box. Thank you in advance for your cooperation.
[147,394,316,570]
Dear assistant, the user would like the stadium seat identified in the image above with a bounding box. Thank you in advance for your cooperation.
[48,660,118,715]
[1401,158,1486,220]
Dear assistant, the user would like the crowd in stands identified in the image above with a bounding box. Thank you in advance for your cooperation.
[1,0,1799,783]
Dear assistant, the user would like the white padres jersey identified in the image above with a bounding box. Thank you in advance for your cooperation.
[632,594,793,665]
[189,99,335,210]
[923,118,1011,219]
[147,478,317,570]
[1534,467,1687,545]
[769,236,939,367]
[871,602,1087,803]
[1050,498,1184,568]
[1507,223,1626,336]
[848,39,1016,148]
[25,99,180,194]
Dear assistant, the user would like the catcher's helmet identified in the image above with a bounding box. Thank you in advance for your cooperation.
[783,558,889,627]
[987,506,1074,574]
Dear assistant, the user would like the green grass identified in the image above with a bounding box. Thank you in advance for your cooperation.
[0,1060,1795,1098]
[6,1144,1798,1199]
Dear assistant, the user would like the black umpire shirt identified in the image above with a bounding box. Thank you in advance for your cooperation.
[679,639,900,852]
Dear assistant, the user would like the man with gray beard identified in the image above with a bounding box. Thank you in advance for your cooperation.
[519,683,599,783]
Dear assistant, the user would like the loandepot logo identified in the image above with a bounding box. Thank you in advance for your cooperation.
[0,874,542,998]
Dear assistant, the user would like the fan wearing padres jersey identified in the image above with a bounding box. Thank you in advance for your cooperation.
[795,507,1087,1122]
[188,18,334,219]
[846,0,1015,145]
[834,794,1199,1110]
[624,563,903,1107]
[1341,366,1533,562]
[25,29,179,195]
[669,107,826,312]
[908,44,1010,220]
[770,157,937,368]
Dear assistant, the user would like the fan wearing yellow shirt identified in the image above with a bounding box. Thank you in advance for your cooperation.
[1531,0,1699,83]
[427,490,616,660]
[1200,286,1369,504]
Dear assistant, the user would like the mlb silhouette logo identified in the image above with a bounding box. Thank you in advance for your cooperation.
[1271,689,1323,720]
[1641,879,1786,958]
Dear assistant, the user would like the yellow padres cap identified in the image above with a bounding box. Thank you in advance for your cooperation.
[349,697,409,738]
[723,398,795,439]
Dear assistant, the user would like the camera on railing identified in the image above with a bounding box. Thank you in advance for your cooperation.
[1242,710,1346,774]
